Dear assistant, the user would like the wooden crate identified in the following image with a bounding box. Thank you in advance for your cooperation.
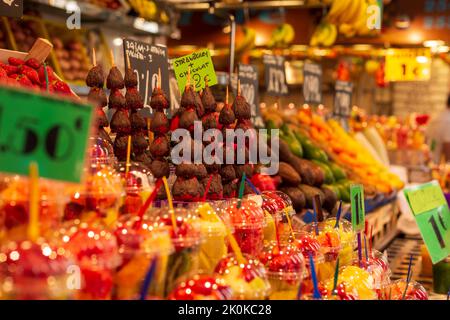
[368,201,401,250]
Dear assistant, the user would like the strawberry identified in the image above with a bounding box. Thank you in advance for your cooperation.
[8,57,24,66]
[38,65,55,83]
[0,67,6,78]
[52,80,71,95]
[3,65,19,76]
[25,58,41,69]
[19,65,40,85]
[8,73,18,79]
[18,75,33,87]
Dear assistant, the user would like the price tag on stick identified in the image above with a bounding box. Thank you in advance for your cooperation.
[0,0,23,18]
[404,181,450,264]
[172,49,218,93]
[334,80,353,117]
[263,55,288,96]
[237,63,262,126]
[123,39,170,118]
[0,87,93,183]
[303,62,322,105]
[350,184,365,232]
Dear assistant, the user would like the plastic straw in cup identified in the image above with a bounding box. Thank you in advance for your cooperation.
[357,232,362,267]
[202,174,213,202]
[162,176,177,233]
[139,259,157,300]
[244,177,260,195]
[134,179,163,229]
[28,162,40,242]
[402,254,414,300]
[225,226,246,265]
[312,200,319,236]
[332,257,340,295]
[309,253,322,299]
[237,173,246,209]
[334,200,343,228]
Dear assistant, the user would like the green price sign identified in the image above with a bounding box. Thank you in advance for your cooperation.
[350,184,365,232]
[0,87,93,183]
[404,181,450,264]
[172,49,217,93]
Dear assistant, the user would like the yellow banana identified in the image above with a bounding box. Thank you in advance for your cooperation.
[327,0,352,24]
[344,0,364,25]
[322,23,337,46]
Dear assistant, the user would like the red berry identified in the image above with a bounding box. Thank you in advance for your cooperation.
[0,67,6,78]
[25,58,41,69]
[8,57,25,66]
[18,75,33,87]
[4,64,19,75]
[52,80,71,95]
[38,65,55,83]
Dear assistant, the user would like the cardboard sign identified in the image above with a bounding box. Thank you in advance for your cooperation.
[123,39,170,117]
[350,184,365,232]
[404,181,450,264]
[303,62,322,105]
[0,87,93,183]
[172,49,217,93]
[263,55,288,96]
[238,63,263,126]
[385,48,431,82]
[0,0,23,18]
[334,80,353,117]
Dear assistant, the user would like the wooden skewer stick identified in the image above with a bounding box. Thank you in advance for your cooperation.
[237,79,241,96]
[126,51,131,70]
[226,86,229,105]
[186,66,191,88]
[110,49,115,67]
[158,67,161,89]
[204,76,208,87]
[92,48,96,67]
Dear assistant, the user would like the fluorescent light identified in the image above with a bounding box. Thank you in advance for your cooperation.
[65,0,80,11]
[113,38,123,46]
[416,56,428,64]
[423,40,445,48]
[133,18,159,34]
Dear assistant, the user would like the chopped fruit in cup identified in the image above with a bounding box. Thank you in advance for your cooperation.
[215,253,271,300]
[56,221,121,300]
[169,274,232,300]
[222,198,266,256]
[259,242,305,300]
[113,215,173,299]
[0,238,74,299]
[319,282,358,300]
[323,219,355,266]
[382,279,428,300]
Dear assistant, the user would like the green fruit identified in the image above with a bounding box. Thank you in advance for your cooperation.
[293,131,328,162]
[323,184,341,199]
[281,134,303,158]
[336,181,350,202]
[312,160,335,184]
[329,162,347,181]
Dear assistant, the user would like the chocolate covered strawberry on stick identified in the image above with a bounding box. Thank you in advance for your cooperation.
[200,78,223,200]
[107,52,130,162]
[85,49,111,145]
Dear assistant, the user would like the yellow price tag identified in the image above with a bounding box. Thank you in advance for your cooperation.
[385,48,431,82]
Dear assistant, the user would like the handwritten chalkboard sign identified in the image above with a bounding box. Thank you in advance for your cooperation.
[263,55,288,96]
[0,0,23,18]
[238,63,263,126]
[303,62,322,105]
[333,80,353,117]
[123,39,170,117]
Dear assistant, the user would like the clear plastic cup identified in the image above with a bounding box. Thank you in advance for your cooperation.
[116,162,155,216]
[322,218,356,266]
[0,175,65,241]
[261,191,296,239]
[259,241,306,300]
[0,238,75,299]
[353,249,391,298]
[169,273,233,300]
[113,214,174,299]
[63,164,123,225]
[145,207,203,297]
[55,220,121,300]
[88,136,116,167]
[215,253,271,300]
[382,279,428,300]
[301,222,341,282]
[322,265,377,300]
[221,198,266,257]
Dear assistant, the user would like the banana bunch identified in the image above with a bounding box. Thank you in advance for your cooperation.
[267,23,295,48]
[236,27,256,53]
[129,0,157,21]
[326,0,377,38]
[309,22,337,47]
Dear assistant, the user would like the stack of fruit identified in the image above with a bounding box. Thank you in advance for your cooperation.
[52,37,90,82]
[8,18,41,52]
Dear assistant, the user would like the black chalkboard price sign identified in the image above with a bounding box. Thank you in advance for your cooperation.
[238,63,263,126]
[263,55,288,96]
[333,80,353,117]
[0,0,23,18]
[303,62,322,105]
[123,39,170,117]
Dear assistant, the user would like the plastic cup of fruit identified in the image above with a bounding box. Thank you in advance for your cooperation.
[382,279,428,300]
[221,198,266,257]
[322,265,377,300]
[0,238,75,299]
[353,249,391,298]
[318,281,359,300]
[113,214,174,299]
[146,207,203,297]
[169,273,233,300]
[0,175,65,241]
[322,218,356,266]
[116,162,155,216]
[215,253,271,300]
[88,136,116,167]
[259,241,306,300]
[63,164,123,224]
[261,191,296,239]
[56,220,122,300]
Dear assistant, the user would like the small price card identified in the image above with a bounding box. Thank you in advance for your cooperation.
[350,184,366,232]
[404,181,450,264]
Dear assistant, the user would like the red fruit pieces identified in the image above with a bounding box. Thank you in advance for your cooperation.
[38,65,55,83]
[25,58,41,69]
[52,80,71,95]
[20,65,40,85]
[8,57,25,66]
[0,67,7,78]
[18,75,33,87]
[3,65,19,76]
[232,227,264,256]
